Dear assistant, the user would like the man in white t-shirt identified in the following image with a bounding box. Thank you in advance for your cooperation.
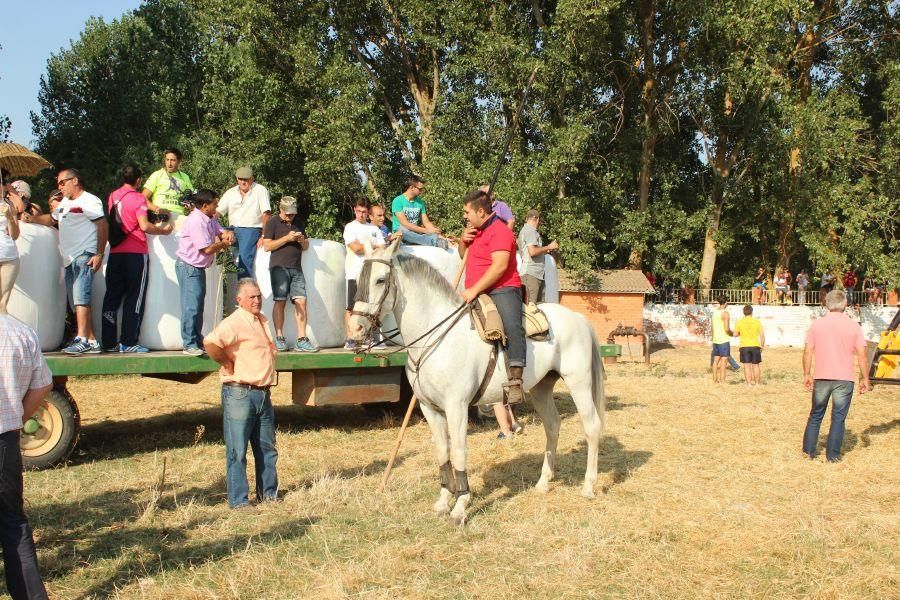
[34,168,108,354]
[343,197,385,348]
[216,167,271,280]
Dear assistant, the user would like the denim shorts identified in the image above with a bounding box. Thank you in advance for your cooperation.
[65,252,95,307]
[270,266,306,302]
[712,342,731,357]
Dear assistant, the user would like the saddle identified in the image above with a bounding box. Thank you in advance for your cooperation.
[469,296,550,345]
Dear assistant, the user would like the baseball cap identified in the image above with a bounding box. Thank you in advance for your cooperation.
[280,196,298,214]
[11,181,31,200]
[235,166,253,180]
[526,209,540,220]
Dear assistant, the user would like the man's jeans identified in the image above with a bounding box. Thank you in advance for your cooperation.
[803,379,854,461]
[175,260,206,350]
[0,430,48,600]
[233,227,262,280]
[398,227,442,248]
[710,346,740,370]
[221,386,279,507]
[489,286,526,368]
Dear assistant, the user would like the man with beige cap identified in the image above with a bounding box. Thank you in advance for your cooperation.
[217,167,271,279]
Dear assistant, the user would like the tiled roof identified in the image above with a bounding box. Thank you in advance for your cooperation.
[558,269,655,293]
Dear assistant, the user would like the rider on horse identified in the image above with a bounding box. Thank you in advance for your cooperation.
[458,189,526,405]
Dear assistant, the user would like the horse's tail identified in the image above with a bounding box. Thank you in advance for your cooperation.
[588,325,606,434]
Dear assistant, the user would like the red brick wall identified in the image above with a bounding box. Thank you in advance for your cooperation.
[558,291,645,343]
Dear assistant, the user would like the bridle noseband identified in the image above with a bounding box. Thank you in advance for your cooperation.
[349,258,395,330]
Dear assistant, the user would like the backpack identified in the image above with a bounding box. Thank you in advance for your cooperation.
[107,190,140,247]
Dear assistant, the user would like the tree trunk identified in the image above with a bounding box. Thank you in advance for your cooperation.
[699,177,725,290]
[628,132,658,268]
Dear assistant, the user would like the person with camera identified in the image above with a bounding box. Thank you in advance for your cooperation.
[262,196,317,352]
[176,190,234,356]
[217,167,271,280]
[142,148,193,217]
[101,164,174,353]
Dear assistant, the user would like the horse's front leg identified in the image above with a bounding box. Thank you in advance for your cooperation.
[446,402,471,527]
[417,400,454,516]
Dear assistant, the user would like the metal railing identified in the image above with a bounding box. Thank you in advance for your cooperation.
[648,287,891,306]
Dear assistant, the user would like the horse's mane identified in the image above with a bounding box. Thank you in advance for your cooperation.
[395,253,460,301]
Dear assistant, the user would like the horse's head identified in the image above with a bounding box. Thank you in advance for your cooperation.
[348,236,401,342]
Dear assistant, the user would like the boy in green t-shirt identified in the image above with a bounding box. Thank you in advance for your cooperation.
[142,148,193,216]
[732,304,766,386]
[391,175,447,249]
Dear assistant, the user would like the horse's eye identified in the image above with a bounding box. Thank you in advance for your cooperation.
[376,278,386,285]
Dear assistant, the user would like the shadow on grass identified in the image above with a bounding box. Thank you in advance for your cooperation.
[30,485,317,598]
[72,403,421,465]
[860,418,900,448]
[476,435,652,512]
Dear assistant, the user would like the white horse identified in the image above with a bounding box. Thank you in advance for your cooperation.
[349,239,605,525]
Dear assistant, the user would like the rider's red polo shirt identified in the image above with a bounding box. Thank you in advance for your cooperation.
[465,215,522,292]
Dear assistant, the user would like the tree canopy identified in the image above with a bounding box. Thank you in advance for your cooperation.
[30,0,898,288]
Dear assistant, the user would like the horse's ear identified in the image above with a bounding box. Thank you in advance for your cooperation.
[385,234,401,257]
[363,237,375,258]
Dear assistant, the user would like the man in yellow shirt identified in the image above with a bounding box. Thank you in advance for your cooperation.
[733,304,766,386]
[142,148,193,216]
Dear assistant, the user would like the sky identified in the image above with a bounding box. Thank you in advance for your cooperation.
[2,0,143,149]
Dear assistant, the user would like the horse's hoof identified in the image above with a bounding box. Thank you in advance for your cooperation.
[449,513,467,527]
[535,480,550,494]
[581,486,596,499]
[433,503,450,516]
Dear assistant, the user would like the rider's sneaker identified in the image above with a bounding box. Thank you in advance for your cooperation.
[295,337,319,353]
[119,343,150,353]
[275,336,288,352]
[63,338,100,354]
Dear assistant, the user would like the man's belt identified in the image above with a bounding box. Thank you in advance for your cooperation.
[223,382,272,391]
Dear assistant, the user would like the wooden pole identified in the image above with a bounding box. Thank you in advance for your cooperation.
[378,252,468,493]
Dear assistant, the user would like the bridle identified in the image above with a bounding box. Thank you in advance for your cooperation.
[349,258,395,331]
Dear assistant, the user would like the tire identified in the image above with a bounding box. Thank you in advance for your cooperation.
[20,388,80,470]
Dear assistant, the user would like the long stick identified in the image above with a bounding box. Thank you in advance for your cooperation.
[377,252,468,493]
[486,64,540,198]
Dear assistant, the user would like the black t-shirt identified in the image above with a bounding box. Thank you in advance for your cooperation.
[262,215,305,269]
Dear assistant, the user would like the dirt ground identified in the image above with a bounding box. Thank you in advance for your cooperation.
[13,345,900,598]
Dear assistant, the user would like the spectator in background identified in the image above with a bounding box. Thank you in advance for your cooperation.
[774,268,790,305]
[176,189,234,356]
[0,184,20,314]
[344,197,386,348]
[842,267,857,306]
[101,164,174,353]
[478,184,515,230]
[391,176,446,248]
[0,315,52,599]
[262,196,317,353]
[802,289,870,462]
[752,267,767,305]
[710,296,734,383]
[733,305,765,386]
[517,209,558,304]
[217,167,271,280]
[142,148,193,216]
[796,269,810,305]
[820,270,835,306]
[369,204,391,239]
[33,169,107,354]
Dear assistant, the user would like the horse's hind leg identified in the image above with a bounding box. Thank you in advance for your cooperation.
[568,374,603,498]
[529,374,561,493]
[418,401,454,516]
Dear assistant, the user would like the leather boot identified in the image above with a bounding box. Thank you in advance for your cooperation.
[503,366,524,406]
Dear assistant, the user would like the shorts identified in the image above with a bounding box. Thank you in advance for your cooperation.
[522,274,545,304]
[346,279,358,310]
[270,266,306,302]
[752,282,766,288]
[739,347,762,364]
[712,342,731,357]
[65,252,95,307]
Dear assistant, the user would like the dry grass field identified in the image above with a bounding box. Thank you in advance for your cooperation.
[10,346,899,599]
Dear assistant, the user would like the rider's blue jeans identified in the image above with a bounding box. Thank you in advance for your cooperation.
[489,286,526,368]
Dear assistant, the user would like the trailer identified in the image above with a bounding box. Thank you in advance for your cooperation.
[21,349,408,470]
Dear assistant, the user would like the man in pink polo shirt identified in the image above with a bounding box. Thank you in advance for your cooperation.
[802,289,871,462]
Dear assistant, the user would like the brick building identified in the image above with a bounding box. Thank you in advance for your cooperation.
[558,269,655,355]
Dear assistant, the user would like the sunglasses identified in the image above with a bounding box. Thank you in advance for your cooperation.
[56,176,75,187]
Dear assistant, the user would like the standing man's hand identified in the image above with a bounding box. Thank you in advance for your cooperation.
[88,254,103,272]
[804,375,813,391]
[859,377,871,394]
[547,240,559,252]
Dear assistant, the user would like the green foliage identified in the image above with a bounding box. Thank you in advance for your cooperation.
[30,0,898,287]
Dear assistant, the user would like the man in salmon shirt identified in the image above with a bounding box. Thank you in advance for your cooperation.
[458,189,525,406]
[802,289,871,462]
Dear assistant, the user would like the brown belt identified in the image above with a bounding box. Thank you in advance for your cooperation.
[223,382,272,391]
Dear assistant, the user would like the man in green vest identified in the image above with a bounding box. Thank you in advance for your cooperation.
[142,148,193,216]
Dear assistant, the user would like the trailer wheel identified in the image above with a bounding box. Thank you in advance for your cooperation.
[20,388,80,470]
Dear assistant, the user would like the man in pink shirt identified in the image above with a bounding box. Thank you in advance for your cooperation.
[802,289,871,462]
